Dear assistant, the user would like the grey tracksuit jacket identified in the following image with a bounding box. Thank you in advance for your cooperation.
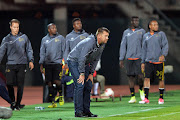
[119,28,146,61]
[64,30,89,63]
[39,33,66,64]
[67,35,105,73]
[141,31,169,63]
[0,32,34,64]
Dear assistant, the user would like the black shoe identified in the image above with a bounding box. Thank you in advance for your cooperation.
[75,112,86,117]
[10,102,16,110]
[92,94,99,96]
[15,105,20,111]
[84,112,98,117]
[19,104,25,109]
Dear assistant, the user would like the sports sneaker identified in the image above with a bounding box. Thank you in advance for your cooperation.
[139,89,145,100]
[48,103,57,108]
[128,96,136,103]
[158,98,164,104]
[139,98,149,104]
[59,96,64,106]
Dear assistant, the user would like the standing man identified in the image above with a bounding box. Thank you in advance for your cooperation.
[67,27,110,117]
[139,20,168,104]
[64,18,89,68]
[0,19,34,110]
[119,16,146,103]
[39,23,66,108]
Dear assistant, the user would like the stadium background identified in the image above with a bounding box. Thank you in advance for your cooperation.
[0,0,180,86]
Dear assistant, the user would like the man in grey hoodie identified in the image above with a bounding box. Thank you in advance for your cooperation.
[139,20,168,104]
[64,18,89,67]
[39,23,66,108]
[0,19,34,110]
[119,16,145,103]
[67,27,110,117]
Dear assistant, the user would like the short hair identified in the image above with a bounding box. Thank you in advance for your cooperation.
[72,18,81,25]
[9,19,20,26]
[47,23,56,29]
[96,27,110,36]
[131,16,139,21]
[148,19,158,30]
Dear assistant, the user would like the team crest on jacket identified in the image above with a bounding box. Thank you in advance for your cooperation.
[19,38,24,42]
[137,31,142,34]
[80,35,86,39]
[155,34,160,37]
[146,36,149,39]
[46,40,49,43]
[6,69,10,72]
[55,38,60,42]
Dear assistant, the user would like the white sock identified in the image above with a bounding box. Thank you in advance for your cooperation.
[94,83,99,95]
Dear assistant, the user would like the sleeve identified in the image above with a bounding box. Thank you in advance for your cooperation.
[89,54,102,74]
[119,31,127,61]
[64,36,70,64]
[161,32,169,57]
[141,35,147,63]
[39,39,45,64]
[26,36,34,62]
[0,38,7,63]
[78,42,93,73]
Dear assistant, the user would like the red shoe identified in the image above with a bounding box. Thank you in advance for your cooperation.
[158,98,164,104]
[139,98,149,104]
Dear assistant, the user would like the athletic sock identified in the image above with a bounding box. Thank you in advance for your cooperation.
[159,88,164,99]
[130,88,135,97]
[144,88,149,99]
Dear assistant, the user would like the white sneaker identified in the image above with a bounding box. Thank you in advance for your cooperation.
[128,96,136,103]
[139,98,149,104]
[139,89,145,100]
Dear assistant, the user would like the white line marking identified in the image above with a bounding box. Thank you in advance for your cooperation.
[108,107,163,118]
[139,112,180,119]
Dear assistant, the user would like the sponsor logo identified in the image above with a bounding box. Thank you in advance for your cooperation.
[19,38,24,42]
[80,36,86,39]
[55,38,60,42]
[6,69,10,72]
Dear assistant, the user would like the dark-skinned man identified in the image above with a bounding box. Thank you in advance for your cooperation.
[0,19,34,110]
[67,27,110,117]
[119,16,146,103]
[64,18,89,68]
[63,18,89,101]
[39,23,66,108]
[139,20,168,104]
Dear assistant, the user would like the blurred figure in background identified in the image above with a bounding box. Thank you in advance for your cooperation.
[140,20,168,104]
[119,16,145,103]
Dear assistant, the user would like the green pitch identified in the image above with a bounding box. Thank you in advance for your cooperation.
[9,90,180,120]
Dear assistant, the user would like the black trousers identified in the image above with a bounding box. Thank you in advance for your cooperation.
[6,64,26,106]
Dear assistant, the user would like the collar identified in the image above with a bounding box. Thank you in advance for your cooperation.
[10,32,22,36]
[48,32,59,38]
[94,35,100,47]
[128,27,141,31]
[72,29,85,34]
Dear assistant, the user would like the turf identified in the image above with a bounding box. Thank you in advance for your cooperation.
[8,90,180,120]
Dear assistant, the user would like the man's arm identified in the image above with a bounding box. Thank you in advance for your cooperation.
[25,36,34,70]
[0,38,7,63]
[119,31,127,68]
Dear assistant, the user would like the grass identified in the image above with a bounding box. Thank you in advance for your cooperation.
[8,90,180,120]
